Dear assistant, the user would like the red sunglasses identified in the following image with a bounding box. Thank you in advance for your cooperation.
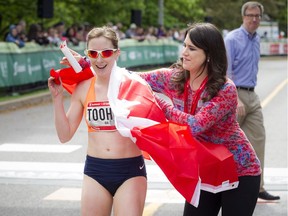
[85,49,118,59]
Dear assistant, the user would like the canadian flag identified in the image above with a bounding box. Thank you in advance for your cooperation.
[50,66,95,94]
[50,63,239,207]
[107,63,239,207]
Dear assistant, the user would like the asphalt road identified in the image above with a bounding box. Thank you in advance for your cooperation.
[0,56,287,216]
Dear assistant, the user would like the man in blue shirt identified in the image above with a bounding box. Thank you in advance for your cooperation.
[5,24,25,48]
[224,1,280,201]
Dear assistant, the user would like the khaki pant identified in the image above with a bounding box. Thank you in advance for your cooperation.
[237,89,266,192]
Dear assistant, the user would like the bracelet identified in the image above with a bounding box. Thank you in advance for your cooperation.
[78,57,90,69]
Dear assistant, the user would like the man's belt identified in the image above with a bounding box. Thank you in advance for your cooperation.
[236,86,255,92]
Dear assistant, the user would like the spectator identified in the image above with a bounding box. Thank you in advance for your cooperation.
[140,22,261,216]
[134,26,146,42]
[47,26,62,47]
[65,26,80,46]
[125,23,137,39]
[5,24,25,48]
[156,24,167,38]
[224,1,280,201]
[27,23,49,46]
[144,26,157,41]
[114,22,126,40]
[82,22,93,42]
[75,25,86,42]
[16,19,28,42]
[53,21,67,41]
[172,27,182,42]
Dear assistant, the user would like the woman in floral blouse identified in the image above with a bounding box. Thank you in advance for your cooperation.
[138,23,261,216]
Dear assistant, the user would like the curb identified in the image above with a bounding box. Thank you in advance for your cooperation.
[0,92,53,113]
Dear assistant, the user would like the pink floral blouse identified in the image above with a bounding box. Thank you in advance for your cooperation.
[137,68,261,177]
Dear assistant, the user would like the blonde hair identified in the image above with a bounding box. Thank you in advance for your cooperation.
[86,26,119,49]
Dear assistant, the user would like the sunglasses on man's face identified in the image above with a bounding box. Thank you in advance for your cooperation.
[85,49,118,59]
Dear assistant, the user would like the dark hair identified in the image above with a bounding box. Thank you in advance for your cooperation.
[170,22,227,101]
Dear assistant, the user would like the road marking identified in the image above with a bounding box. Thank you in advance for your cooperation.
[43,187,184,203]
[0,162,286,184]
[0,162,170,183]
[0,161,83,180]
[0,143,81,153]
[263,168,288,185]
[0,161,285,214]
[43,188,182,216]
[44,187,81,201]
[261,78,288,108]
[143,203,163,216]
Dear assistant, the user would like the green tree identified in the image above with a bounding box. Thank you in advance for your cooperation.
[0,0,286,40]
[0,0,38,39]
[200,0,287,35]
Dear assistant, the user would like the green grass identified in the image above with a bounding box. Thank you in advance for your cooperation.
[0,88,49,103]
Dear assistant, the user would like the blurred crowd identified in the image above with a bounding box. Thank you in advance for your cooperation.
[4,19,185,48]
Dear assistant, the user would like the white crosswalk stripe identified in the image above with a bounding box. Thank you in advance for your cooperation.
[0,143,183,203]
[0,143,81,153]
[0,143,287,204]
[0,161,171,183]
[0,160,287,202]
[0,161,287,185]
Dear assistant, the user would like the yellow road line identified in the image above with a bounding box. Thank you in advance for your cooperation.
[261,79,288,108]
[143,203,163,216]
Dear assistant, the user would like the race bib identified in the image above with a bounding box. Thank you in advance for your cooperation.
[86,101,116,131]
